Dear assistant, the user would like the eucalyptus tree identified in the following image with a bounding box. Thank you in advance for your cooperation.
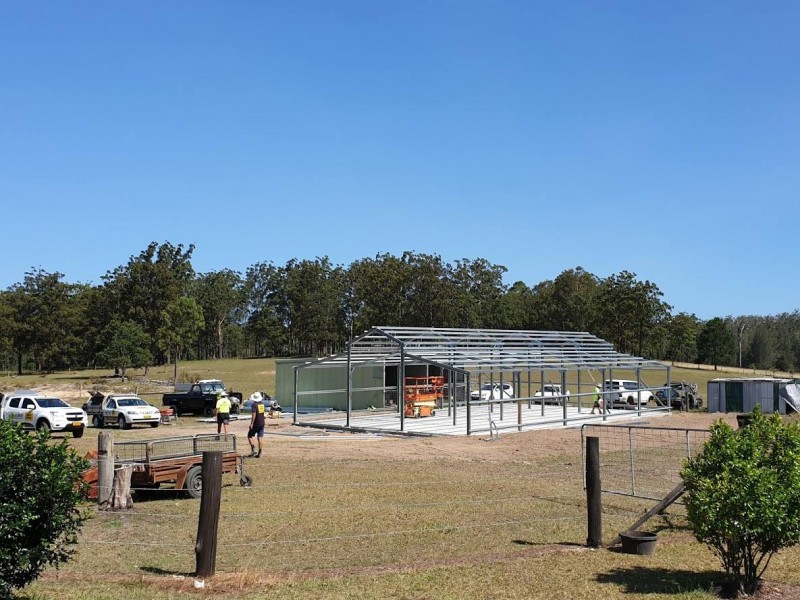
[664,312,701,363]
[6,269,85,373]
[194,269,246,359]
[697,317,737,370]
[284,257,346,356]
[157,297,205,383]
[101,242,195,362]
[449,257,508,329]
[530,267,599,333]
[96,320,153,379]
[244,261,288,356]
[596,271,671,356]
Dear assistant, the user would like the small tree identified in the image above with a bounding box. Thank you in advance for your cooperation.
[681,408,800,596]
[0,420,90,596]
[96,319,153,379]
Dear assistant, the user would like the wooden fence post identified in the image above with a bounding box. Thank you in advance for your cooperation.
[97,431,114,510]
[586,436,602,547]
[111,465,134,510]
[195,451,223,578]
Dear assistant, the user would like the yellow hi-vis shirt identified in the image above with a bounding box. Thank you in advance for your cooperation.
[216,396,231,414]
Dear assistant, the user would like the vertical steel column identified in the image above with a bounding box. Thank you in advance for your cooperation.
[527,369,532,409]
[667,366,672,412]
[561,370,568,426]
[602,368,608,421]
[577,370,582,413]
[346,343,352,429]
[636,366,642,417]
[399,351,405,432]
[540,370,545,416]
[499,371,504,421]
[466,372,472,435]
[629,427,636,497]
[452,370,457,427]
[292,367,299,425]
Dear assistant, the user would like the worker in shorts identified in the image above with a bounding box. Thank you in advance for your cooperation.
[215,391,231,434]
[247,391,266,458]
[590,384,604,414]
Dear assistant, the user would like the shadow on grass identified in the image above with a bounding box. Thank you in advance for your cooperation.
[597,566,731,597]
[140,566,195,577]
[512,540,585,549]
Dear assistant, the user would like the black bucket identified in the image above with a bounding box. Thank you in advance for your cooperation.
[619,530,658,555]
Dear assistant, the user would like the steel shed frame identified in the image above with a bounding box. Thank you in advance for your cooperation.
[292,326,671,435]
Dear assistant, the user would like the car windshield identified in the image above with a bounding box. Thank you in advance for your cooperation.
[37,398,70,408]
[480,384,496,391]
[544,386,559,392]
[117,398,148,407]
[200,382,225,393]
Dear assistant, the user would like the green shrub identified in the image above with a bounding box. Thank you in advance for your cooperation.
[681,407,800,596]
[0,420,90,597]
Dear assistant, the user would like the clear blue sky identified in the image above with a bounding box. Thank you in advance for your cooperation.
[2,1,798,320]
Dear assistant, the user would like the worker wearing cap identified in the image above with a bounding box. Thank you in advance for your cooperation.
[215,392,231,434]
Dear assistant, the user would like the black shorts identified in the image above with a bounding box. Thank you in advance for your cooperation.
[217,412,230,424]
[248,425,265,438]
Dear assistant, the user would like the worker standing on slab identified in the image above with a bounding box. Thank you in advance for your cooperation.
[215,391,231,434]
[247,392,266,458]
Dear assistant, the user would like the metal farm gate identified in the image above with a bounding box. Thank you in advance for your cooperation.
[581,424,710,502]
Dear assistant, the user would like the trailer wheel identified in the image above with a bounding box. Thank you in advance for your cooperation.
[240,475,253,488]
[185,465,203,499]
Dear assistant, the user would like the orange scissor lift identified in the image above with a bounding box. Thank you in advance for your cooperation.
[403,376,444,418]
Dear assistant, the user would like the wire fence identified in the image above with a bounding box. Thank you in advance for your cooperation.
[580,424,711,502]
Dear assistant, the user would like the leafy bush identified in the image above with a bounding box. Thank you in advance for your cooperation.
[682,408,800,596]
[0,420,90,596]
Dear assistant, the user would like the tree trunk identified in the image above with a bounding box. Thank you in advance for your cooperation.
[173,345,179,385]
[110,465,134,510]
[217,319,224,359]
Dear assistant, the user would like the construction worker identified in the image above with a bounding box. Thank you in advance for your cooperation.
[591,384,603,414]
[247,391,266,458]
[215,391,231,434]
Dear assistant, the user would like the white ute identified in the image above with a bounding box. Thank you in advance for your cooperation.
[533,384,571,404]
[83,393,161,429]
[0,390,88,437]
[470,383,514,401]
[604,380,656,407]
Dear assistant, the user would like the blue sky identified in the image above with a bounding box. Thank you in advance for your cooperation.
[1,1,798,320]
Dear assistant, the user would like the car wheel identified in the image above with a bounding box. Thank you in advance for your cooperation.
[171,404,180,417]
[203,405,214,418]
[185,465,203,499]
[72,427,84,439]
[92,415,103,428]
[150,421,159,428]
[36,419,51,434]
[118,415,131,430]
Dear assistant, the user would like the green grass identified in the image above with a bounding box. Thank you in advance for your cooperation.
[6,359,800,599]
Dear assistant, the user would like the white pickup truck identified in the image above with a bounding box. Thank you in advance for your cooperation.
[533,384,571,405]
[82,392,161,429]
[0,390,88,437]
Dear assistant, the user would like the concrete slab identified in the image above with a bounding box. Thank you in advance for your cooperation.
[293,403,670,436]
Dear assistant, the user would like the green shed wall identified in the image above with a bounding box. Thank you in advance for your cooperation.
[275,359,385,411]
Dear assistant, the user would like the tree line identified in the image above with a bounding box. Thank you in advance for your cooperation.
[1,241,799,376]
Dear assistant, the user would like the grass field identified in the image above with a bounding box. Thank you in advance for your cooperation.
[4,360,800,599]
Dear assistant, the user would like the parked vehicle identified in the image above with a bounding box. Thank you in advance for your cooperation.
[655,382,703,410]
[470,383,514,401]
[534,384,571,405]
[83,392,161,429]
[162,379,243,417]
[603,380,656,407]
[0,390,87,437]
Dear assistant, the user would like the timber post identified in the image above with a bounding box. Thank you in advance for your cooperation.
[586,436,602,548]
[195,451,223,578]
[97,431,114,510]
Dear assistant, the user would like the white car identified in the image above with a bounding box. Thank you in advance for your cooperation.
[604,380,656,407]
[0,391,88,437]
[84,393,161,429]
[470,383,514,401]
[534,384,571,404]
